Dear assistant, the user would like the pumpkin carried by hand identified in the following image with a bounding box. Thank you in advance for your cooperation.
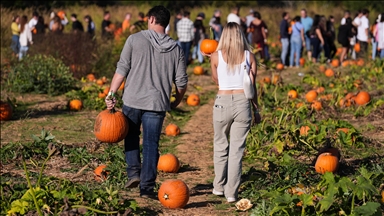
[158,179,189,208]
[94,108,129,143]
[200,39,218,54]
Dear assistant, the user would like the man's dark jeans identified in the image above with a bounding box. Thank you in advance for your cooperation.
[122,105,165,194]
[180,41,192,65]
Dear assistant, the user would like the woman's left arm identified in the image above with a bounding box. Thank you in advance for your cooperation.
[210,52,219,85]
[250,52,261,124]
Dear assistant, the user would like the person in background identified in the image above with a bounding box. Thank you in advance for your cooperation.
[280,12,290,67]
[71,13,84,33]
[374,13,384,59]
[227,6,241,25]
[203,22,261,204]
[19,15,33,61]
[11,15,20,57]
[338,17,353,63]
[105,5,188,199]
[28,11,39,34]
[249,11,267,60]
[308,14,324,63]
[173,11,182,33]
[35,16,46,34]
[192,12,206,64]
[51,15,64,33]
[300,9,313,60]
[245,9,255,43]
[130,12,147,33]
[289,16,305,68]
[176,11,194,66]
[370,14,380,60]
[341,10,351,25]
[84,15,95,38]
[325,15,337,62]
[355,9,370,59]
[209,9,222,41]
[101,11,114,39]
[122,13,132,32]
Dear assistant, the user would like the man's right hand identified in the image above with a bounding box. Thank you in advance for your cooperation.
[105,96,116,110]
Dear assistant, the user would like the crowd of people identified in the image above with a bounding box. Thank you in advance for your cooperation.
[279,9,384,68]
[9,10,150,60]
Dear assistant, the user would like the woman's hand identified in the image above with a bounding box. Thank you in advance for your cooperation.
[252,111,261,126]
[200,51,211,58]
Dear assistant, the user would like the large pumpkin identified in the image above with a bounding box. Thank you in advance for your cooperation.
[69,99,83,111]
[353,91,370,105]
[186,94,200,106]
[158,179,189,209]
[158,153,180,173]
[165,123,180,136]
[315,152,339,174]
[0,101,13,121]
[94,108,129,143]
[200,39,218,54]
[305,90,318,103]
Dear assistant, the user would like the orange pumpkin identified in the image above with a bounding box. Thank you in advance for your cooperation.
[186,94,200,106]
[299,58,305,66]
[353,91,370,105]
[98,92,107,98]
[262,76,271,84]
[94,164,109,182]
[319,65,326,73]
[299,125,313,136]
[86,73,96,82]
[336,128,349,134]
[165,123,180,136]
[311,100,322,111]
[119,81,125,91]
[305,90,318,103]
[158,179,189,209]
[356,59,365,66]
[94,108,129,143]
[200,39,218,54]
[0,101,13,121]
[288,90,298,99]
[57,10,66,20]
[341,60,349,67]
[193,66,204,75]
[339,98,352,107]
[272,74,280,85]
[276,63,284,70]
[296,102,305,108]
[331,59,340,67]
[103,87,111,95]
[96,79,104,86]
[157,153,180,173]
[354,43,360,53]
[316,86,325,94]
[69,99,83,111]
[315,152,339,174]
[324,69,334,77]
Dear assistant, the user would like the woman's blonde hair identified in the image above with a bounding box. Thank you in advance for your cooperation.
[216,22,251,72]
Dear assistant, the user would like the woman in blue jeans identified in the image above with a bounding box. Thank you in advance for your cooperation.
[203,22,261,203]
[289,16,305,67]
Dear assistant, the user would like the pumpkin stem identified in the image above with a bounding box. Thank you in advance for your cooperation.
[163,194,169,200]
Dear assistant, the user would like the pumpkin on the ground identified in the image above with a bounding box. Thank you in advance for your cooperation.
[86,73,96,82]
[69,99,83,111]
[353,91,370,105]
[193,66,204,75]
[311,100,322,111]
[325,69,334,77]
[299,58,305,66]
[305,90,318,103]
[0,101,13,121]
[94,108,129,143]
[186,94,200,106]
[94,164,109,182]
[276,63,284,70]
[315,152,339,174]
[331,59,340,67]
[158,153,180,173]
[288,90,298,99]
[319,65,326,73]
[165,124,180,136]
[158,179,189,209]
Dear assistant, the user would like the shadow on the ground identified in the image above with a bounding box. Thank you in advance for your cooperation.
[190,183,214,197]
[178,165,200,173]
[338,154,384,177]
[185,200,222,208]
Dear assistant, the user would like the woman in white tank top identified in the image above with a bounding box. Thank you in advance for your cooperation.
[202,22,261,203]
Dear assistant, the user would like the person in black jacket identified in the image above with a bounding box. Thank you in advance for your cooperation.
[71,14,84,33]
[192,12,206,64]
[324,15,337,62]
[279,12,290,66]
[337,17,353,63]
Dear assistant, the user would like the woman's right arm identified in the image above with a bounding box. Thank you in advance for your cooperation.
[250,52,261,124]
[316,28,324,45]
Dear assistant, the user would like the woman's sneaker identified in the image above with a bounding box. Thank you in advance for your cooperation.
[212,189,224,196]
[227,197,237,203]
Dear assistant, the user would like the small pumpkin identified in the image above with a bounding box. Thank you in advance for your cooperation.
[315,152,339,174]
[331,59,340,67]
[341,60,349,67]
[299,58,305,66]
[98,92,107,98]
[193,66,204,75]
[262,76,271,84]
[200,39,218,54]
[288,90,298,99]
[354,43,360,53]
[158,153,180,173]
[356,59,364,66]
[336,128,349,134]
[94,164,109,182]
[319,65,326,73]
[186,94,200,106]
[86,73,96,82]
[276,63,284,70]
[272,74,280,85]
[165,123,180,136]
[316,86,325,94]
[353,91,370,105]
[96,79,104,86]
[103,87,111,95]
[94,108,129,143]
[158,179,189,209]
[324,68,334,77]
[57,10,66,20]
[0,101,13,121]
[305,90,318,103]
[69,99,83,111]
[311,100,322,111]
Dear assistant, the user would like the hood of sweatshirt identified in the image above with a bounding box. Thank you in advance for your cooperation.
[141,29,178,53]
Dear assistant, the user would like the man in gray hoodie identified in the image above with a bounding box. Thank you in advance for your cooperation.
[105,5,188,199]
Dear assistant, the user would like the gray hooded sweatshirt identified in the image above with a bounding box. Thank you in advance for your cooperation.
[116,29,188,111]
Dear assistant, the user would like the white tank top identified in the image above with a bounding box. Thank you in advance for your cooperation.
[217,50,249,90]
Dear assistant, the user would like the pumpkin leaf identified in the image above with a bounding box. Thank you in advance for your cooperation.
[273,139,285,154]
[353,176,378,200]
[352,202,381,216]
[8,199,29,215]
[300,194,314,206]
[317,188,335,212]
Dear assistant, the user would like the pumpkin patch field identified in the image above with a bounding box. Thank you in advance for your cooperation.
[1,4,384,216]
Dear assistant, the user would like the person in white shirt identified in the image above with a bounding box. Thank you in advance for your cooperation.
[340,10,350,25]
[355,9,370,58]
[28,11,39,33]
[245,9,255,43]
[19,15,33,61]
[176,11,194,66]
[227,6,241,25]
